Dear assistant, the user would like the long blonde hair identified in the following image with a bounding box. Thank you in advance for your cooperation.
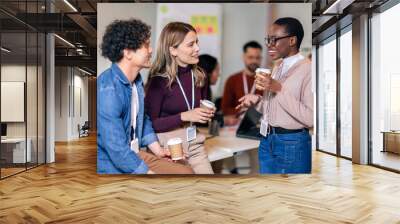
[149,22,205,88]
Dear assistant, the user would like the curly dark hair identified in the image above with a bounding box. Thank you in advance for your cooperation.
[101,18,151,62]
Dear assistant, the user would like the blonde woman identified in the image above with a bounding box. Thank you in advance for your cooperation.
[145,22,214,174]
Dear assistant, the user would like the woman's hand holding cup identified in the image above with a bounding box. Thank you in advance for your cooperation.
[255,67,282,93]
[200,100,216,114]
[181,107,214,123]
[255,68,272,91]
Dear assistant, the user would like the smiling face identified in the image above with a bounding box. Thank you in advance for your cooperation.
[169,31,200,67]
[267,24,297,60]
[134,38,153,68]
[124,38,152,69]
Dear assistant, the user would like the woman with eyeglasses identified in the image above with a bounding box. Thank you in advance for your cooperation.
[237,17,313,174]
[145,22,215,174]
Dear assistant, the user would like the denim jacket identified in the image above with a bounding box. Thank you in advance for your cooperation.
[97,63,158,174]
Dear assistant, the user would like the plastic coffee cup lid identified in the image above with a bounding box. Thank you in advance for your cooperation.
[255,68,271,74]
[167,137,182,145]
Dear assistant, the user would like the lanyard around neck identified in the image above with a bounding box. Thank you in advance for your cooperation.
[176,70,195,111]
[242,72,256,95]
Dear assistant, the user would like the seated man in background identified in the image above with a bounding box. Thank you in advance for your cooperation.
[97,18,193,174]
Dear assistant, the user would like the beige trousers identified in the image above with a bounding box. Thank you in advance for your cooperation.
[157,128,214,174]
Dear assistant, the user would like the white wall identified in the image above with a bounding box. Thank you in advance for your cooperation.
[1,64,46,164]
[73,73,89,138]
[54,67,89,141]
[97,3,157,82]
[55,66,68,141]
[1,65,37,138]
[218,4,267,97]
[97,3,311,98]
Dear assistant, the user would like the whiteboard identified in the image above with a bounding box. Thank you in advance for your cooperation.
[1,82,25,122]
[156,3,222,61]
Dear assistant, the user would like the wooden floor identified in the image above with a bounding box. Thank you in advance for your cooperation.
[1,135,400,223]
[1,167,26,178]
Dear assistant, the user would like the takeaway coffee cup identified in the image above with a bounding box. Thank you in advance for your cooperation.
[255,68,272,79]
[200,100,216,111]
[255,68,272,90]
[167,138,184,160]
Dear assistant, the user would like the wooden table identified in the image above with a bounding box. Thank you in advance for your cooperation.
[199,127,260,162]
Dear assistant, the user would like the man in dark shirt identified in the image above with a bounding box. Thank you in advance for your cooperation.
[221,41,264,126]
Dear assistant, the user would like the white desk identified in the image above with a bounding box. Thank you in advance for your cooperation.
[1,138,31,163]
[201,127,260,162]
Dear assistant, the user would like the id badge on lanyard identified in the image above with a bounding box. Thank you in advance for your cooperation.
[260,120,269,137]
[186,125,197,142]
[176,71,197,142]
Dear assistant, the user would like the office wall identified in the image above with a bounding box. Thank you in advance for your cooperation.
[97,3,156,81]
[73,73,89,138]
[55,67,68,141]
[88,77,97,131]
[1,63,45,167]
[97,3,311,98]
[218,4,267,97]
[1,65,42,139]
[96,3,267,97]
[54,67,89,141]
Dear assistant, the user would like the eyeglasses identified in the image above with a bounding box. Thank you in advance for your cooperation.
[264,35,294,46]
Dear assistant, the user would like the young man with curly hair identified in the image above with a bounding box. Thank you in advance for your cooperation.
[97,19,194,174]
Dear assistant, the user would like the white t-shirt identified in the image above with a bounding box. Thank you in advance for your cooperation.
[131,83,139,139]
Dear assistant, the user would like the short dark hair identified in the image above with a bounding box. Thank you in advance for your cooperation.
[198,54,218,76]
[101,18,151,62]
[243,41,262,53]
[273,17,304,49]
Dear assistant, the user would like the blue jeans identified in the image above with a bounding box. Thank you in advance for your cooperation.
[258,129,311,174]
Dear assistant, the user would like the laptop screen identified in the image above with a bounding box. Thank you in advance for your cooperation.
[236,107,262,140]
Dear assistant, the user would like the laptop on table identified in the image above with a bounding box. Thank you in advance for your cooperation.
[235,107,263,140]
